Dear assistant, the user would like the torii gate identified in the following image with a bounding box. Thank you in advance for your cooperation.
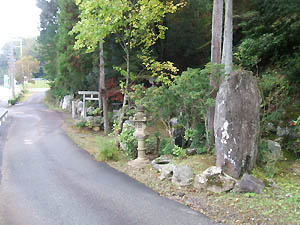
[77,91,101,118]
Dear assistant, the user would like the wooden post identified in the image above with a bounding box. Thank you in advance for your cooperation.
[83,94,86,118]
[72,101,75,119]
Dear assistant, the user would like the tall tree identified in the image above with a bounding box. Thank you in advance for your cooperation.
[211,0,223,65]
[222,0,233,74]
[37,0,59,81]
[207,0,223,146]
[99,41,110,135]
[56,0,96,97]
[15,56,40,87]
[72,0,182,132]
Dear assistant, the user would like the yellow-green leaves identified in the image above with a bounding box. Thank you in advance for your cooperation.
[71,0,184,51]
[139,51,179,86]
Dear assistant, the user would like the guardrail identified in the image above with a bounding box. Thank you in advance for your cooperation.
[0,109,8,126]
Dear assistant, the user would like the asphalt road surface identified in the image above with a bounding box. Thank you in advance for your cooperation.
[0,91,217,225]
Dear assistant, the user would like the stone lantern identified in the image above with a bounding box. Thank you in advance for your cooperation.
[128,105,149,168]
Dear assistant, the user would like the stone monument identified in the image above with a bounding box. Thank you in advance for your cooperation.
[214,70,261,178]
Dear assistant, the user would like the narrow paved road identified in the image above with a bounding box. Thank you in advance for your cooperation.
[0,91,216,225]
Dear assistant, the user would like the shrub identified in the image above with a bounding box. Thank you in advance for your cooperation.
[145,136,157,154]
[257,140,279,178]
[118,124,137,159]
[76,120,87,128]
[184,124,207,154]
[93,136,119,161]
[259,72,290,130]
[8,93,22,105]
[285,53,300,83]
[159,138,173,156]
[172,145,186,159]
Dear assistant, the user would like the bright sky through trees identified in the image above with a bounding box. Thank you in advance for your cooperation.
[0,0,40,51]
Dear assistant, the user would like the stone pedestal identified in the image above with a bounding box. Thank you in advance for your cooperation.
[128,136,150,168]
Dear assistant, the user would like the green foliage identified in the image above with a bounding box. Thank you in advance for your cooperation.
[8,92,24,105]
[257,140,279,178]
[184,125,207,154]
[37,0,59,81]
[129,65,214,144]
[171,66,215,127]
[85,120,93,129]
[235,0,300,82]
[87,108,102,116]
[118,125,137,159]
[145,136,157,154]
[139,51,179,86]
[75,120,87,128]
[72,0,183,52]
[259,72,290,129]
[8,96,20,105]
[159,138,173,156]
[94,136,119,161]
[172,145,186,159]
[284,52,300,83]
[55,0,97,97]
[295,117,300,142]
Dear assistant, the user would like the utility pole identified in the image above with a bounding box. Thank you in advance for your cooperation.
[8,41,16,98]
[8,38,22,98]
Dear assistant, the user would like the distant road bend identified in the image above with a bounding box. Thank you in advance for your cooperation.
[0,90,217,225]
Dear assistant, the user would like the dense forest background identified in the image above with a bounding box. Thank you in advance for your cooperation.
[39,0,300,158]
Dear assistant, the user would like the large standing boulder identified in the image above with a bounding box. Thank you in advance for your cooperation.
[214,70,261,178]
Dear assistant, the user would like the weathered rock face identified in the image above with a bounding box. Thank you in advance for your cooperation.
[171,165,193,186]
[266,140,282,160]
[194,166,236,193]
[277,126,298,139]
[185,148,197,156]
[234,173,265,194]
[214,70,261,178]
[160,164,176,181]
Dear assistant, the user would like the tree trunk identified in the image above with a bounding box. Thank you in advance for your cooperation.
[211,0,223,65]
[222,0,233,74]
[207,0,224,147]
[99,41,110,135]
[118,50,130,134]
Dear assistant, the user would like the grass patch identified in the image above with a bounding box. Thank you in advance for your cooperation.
[25,79,50,89]
[93,136,119,162]
[43,89,64,111]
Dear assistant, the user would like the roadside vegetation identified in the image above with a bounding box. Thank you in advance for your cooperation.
[44,92,300,224]
[7,0,299,224]
[25,79,50,89]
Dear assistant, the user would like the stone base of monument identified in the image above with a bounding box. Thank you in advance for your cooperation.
[128,158,150,168]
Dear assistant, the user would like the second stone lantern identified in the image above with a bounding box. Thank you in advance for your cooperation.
[128,105,149,168]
